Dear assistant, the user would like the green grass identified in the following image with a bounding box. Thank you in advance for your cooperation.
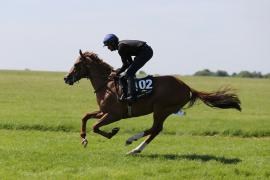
[0,130,269,179]
[0,70,269,179]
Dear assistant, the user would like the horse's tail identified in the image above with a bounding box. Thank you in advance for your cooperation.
[187,87,241,111]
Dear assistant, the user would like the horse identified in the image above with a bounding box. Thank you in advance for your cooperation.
[64,50,241,155]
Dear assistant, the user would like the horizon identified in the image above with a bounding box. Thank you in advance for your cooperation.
[0,68,268,77]
[1,1,269,75]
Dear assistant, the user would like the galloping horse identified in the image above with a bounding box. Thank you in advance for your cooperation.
[64,50,241,155]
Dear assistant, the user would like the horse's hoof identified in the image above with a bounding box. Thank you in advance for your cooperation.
[81,138,88,148]
[126,149,141,155]
[108,127,120,139]
[125,140,132,146]
[80,133,86,139]
[112,127,120,135]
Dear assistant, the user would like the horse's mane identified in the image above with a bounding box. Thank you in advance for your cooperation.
[83,51,114,71]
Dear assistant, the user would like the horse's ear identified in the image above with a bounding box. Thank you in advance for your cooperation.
[79,49,84,59]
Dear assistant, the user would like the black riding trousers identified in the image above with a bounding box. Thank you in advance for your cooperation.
[126,45,153,77]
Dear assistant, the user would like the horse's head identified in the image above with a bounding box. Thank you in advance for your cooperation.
[64,50,91,85]
[64,50,113,85]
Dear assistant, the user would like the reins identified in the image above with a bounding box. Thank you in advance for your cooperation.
[79,51,118,94]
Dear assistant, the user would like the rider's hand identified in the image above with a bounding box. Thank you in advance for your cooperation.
[108,71,117,80]
[115,68,121,76]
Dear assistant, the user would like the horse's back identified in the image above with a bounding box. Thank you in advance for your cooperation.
[153,75,190,91]
[152,75,191,106]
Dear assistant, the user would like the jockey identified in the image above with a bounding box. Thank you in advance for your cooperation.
[103,34,153,102]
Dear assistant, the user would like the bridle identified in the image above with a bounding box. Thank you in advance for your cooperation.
[75,50,117,94]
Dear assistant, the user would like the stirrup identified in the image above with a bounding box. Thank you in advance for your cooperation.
[125,95,137,103]
[119,94,126,102]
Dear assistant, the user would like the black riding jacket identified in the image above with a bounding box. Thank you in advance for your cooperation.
[116,40,146,75]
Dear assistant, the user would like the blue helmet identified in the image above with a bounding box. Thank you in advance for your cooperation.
[103,34,119,46]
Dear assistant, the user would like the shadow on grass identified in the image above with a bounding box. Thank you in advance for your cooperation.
[137,153,241,164]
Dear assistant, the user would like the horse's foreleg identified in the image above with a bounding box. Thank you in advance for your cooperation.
[81,111,103,147]
[92,113,121,139]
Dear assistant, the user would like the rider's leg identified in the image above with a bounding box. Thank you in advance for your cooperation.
[125,46,153,102]
[119,76,128,101]
[126,75,136,102]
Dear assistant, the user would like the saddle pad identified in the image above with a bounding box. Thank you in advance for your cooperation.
[135,75,154,96]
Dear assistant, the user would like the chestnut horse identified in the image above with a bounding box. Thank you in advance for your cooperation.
[64,50,241,155]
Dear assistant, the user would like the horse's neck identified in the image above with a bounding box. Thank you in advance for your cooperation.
[89,77,106,92]
[89,75,112,107]
[86,63,113,96]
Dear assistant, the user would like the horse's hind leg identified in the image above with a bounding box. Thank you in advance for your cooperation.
[127,115,166,154]
[127,105,177,155]
[125,129,152,145]
[80,111,103,147]
[92,113,121,139]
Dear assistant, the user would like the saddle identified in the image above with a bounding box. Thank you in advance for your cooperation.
[117,75,154,102]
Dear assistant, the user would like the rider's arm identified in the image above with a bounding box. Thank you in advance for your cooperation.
[117,45,132,75]
[116,56,132,75]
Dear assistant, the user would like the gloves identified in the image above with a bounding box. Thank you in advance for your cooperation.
[115,68,122,76]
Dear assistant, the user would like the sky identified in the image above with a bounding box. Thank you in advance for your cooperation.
[0,0,270,75]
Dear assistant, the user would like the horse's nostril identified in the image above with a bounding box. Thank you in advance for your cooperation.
[64,77,70,84]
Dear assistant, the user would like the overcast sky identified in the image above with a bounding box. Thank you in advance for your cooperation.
[1,0,269,75]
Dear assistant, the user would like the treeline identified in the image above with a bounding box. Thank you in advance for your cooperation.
[194,69,270,78]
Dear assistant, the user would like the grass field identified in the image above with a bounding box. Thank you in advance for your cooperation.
[0,70,269,179]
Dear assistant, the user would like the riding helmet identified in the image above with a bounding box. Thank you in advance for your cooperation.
[103,34,119,46]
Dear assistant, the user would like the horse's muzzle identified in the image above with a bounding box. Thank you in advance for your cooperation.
[64,75,74,85]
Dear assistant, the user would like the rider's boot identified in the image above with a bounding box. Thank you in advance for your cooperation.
[119,76,127,102]
[126,76,137,103]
